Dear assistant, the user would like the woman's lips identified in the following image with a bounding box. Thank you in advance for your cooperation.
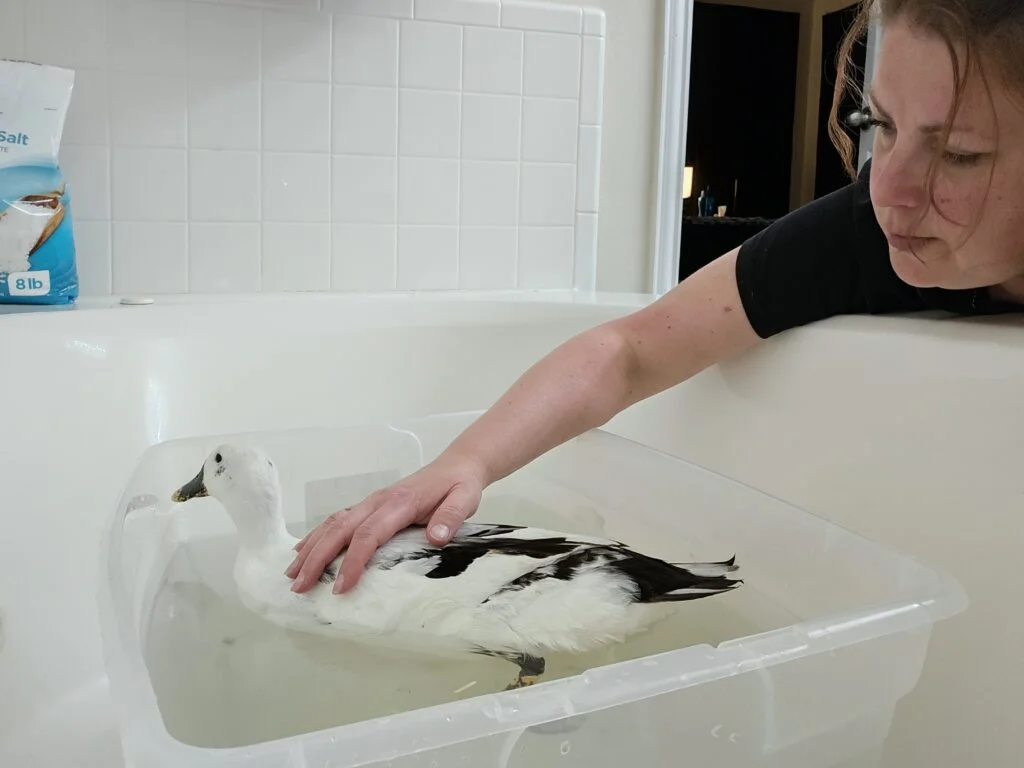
[886,233,936,251]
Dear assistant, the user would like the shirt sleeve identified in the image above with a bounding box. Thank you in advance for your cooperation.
[733,159,924,339]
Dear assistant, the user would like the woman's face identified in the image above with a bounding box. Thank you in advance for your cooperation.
[868,17,1024,297]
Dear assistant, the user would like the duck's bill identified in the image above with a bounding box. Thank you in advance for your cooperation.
[172,466,208,502]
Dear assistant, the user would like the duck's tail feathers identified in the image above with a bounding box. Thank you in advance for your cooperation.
[641,554,743,604]
[652,577,743,603]
[669,554,738,578]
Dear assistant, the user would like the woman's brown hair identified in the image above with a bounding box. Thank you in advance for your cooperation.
[828,0,1024,179]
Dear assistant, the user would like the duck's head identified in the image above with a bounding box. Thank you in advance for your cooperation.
[172,444,286,543]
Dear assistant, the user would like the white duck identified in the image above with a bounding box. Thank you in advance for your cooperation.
[171,444,742,690]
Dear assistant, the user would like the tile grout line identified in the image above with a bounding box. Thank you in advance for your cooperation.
[394,18,402,290]
[573,26,584,291]
[257,8,265,292]
[514,25,524,289]
[183,9,192,294]
[454,24,464,291]
[327,9,335,291]
[104,0,114,296]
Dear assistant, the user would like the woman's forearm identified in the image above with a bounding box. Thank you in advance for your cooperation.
[441,322,639,487]
[438,251,759,489]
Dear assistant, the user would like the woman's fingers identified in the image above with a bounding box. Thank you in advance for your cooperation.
[425,482,479,544]
[293,529,314,552]
[285,531,319,576]
[336,491,422,594]
[286,509,342,576]
[288,507,371,592]
[292,506,350,552]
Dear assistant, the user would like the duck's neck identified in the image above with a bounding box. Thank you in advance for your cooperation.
[238,514,293,553]
[225,490,296,553]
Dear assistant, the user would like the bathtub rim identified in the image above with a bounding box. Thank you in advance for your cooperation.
[0,289,654,316]
[4,287,1023,339]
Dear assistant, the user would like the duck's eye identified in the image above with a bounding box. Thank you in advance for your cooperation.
[215,452,222,463]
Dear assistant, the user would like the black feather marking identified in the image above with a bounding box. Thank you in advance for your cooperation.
[470,646,546,676]
[467,523,626,547]
[420,536,581,579]
[493,562,561,594]
[481,547,597,602]
[373,552,411,571]
[318,562,339,585]
[607,549,742,603]
[371,532,576,576]
[373,525,600,573]
[483,544,740,604]
[467,523,527,537]
[670,554,737,569]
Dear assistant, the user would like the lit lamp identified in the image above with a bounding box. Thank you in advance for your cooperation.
[682,166,694,215]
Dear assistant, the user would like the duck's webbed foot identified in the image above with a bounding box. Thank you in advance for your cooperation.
[473,647,547,691]
[503,653,546,690]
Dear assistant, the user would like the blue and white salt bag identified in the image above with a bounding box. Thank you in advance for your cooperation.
[0,59,78,305]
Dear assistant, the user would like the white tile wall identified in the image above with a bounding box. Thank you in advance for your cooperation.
[0,0,605,295]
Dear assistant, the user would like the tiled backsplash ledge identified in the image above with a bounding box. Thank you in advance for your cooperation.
[0,0,606,297]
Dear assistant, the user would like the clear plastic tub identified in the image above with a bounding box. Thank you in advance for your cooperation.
[97,411,966,767]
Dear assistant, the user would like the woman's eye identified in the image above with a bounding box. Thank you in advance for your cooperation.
[847,106,893,136]
[942,150,983,166]
[867,118,894,135]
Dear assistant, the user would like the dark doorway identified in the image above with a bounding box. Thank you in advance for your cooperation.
[814,3,867,198]
[684,1,800,219]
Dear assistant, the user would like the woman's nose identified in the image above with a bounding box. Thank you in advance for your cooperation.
[870,148,930,211]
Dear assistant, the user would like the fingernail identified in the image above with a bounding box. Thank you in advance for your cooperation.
[332,575,346,595]
[291,576,306,592]
[430,524,450,541]
[285,562,298,578]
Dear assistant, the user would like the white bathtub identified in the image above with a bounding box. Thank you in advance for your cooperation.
[0,291,1021,767]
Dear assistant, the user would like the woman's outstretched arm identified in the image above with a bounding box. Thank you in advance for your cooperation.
[287,247,760,594]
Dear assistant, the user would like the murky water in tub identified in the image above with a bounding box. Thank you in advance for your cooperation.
[143,481,798,749]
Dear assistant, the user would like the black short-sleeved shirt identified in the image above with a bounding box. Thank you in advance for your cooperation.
[734,158,1021,338]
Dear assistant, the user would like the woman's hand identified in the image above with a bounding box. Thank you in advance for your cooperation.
[285,453,487,595]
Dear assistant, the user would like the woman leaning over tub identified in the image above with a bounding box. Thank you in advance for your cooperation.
[287,0,1024,595]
